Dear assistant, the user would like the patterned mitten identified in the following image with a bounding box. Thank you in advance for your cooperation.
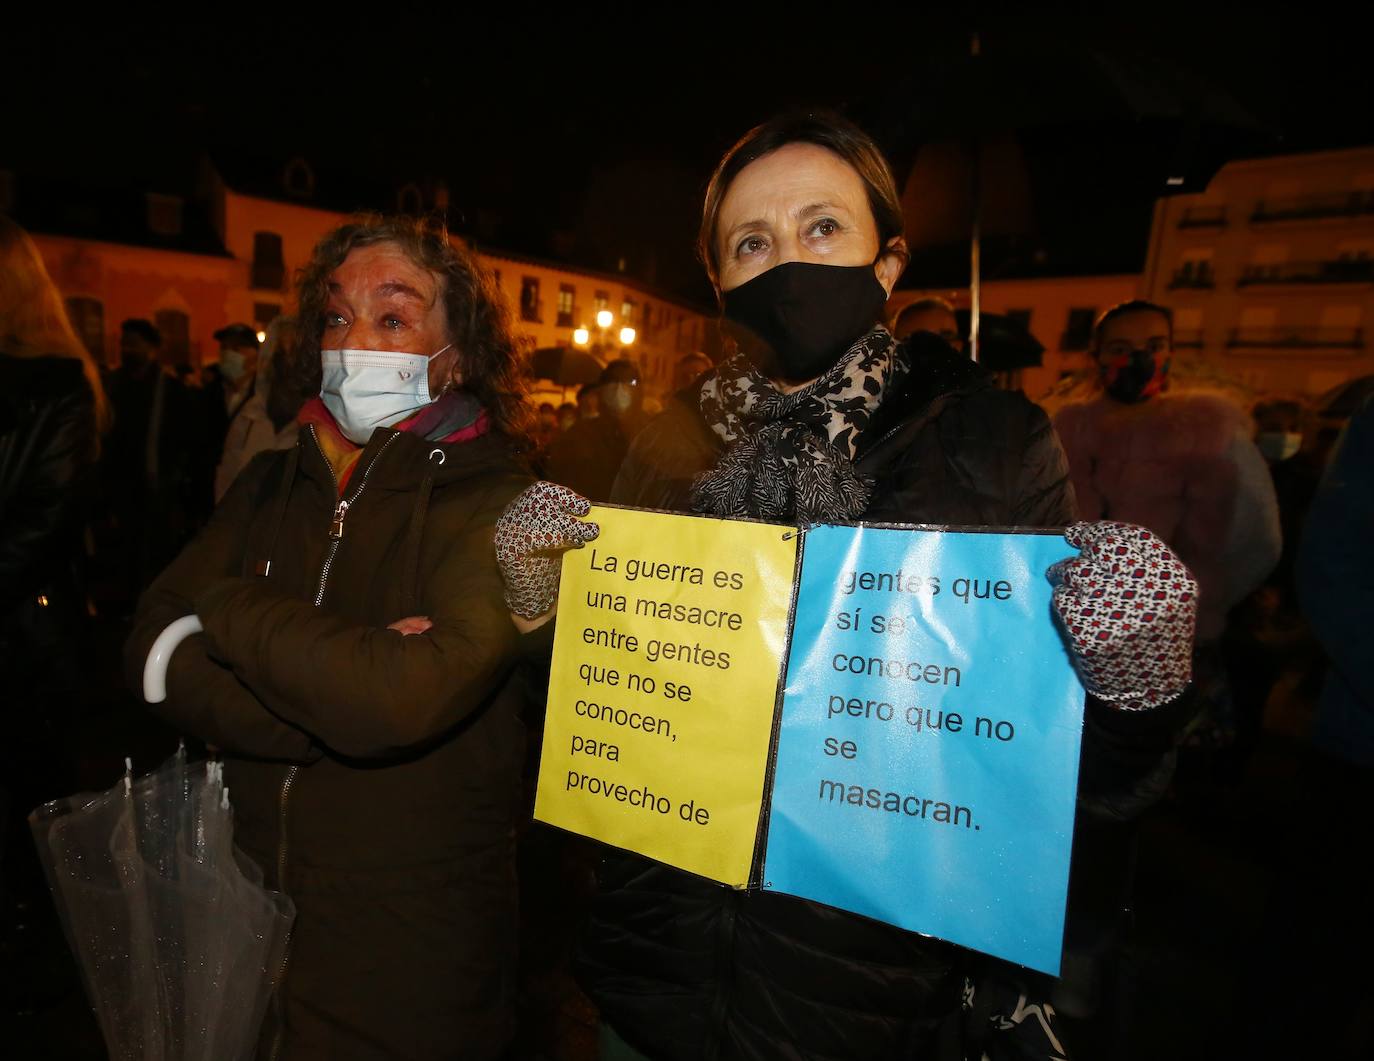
[495,482,600,619]
[1048,521,1197,710]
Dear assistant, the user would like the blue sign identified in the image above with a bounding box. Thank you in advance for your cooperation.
[761,526,1085,974]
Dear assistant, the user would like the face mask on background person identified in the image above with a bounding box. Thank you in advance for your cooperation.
[1099,347,1168,404]
[721,261,888,382]
[1256,430,1303,462]
[219,348,248,384]
[320,343,452,444]
[601,382,635,415]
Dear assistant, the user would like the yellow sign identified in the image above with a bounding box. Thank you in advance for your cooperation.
[534,506,798,886]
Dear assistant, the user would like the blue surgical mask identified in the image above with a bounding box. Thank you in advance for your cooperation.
[1256,430,1302,462]
[320,345,452,444]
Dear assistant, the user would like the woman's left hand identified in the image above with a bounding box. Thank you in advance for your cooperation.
[1048,521,1197,711]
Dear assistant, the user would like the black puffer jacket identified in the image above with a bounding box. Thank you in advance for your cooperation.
[576,340,1169,1060]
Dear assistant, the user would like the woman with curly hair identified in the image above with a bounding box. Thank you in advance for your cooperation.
[127,215,534,1059]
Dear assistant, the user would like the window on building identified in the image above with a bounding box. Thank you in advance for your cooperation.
[252,231,286,291]
[621,299,635,323]
[520,277,541,322]
[155,309,192,367]
[283,158,315,199]
[1061,307,1096,350]
[66,297,105,361]
[557,284,575,327]
[146,193,184,237]
[594,290,610,313]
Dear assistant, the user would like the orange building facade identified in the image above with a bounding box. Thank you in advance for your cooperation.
[26,170,713,402]
[1143,146,1374,397]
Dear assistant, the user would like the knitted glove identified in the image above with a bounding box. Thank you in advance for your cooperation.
[495,482,600,619]
[1048,521,1197,711]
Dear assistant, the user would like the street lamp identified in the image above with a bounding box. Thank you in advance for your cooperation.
[573,308,637,363]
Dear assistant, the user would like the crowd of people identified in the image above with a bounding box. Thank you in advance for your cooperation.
[1,108,1370,1059]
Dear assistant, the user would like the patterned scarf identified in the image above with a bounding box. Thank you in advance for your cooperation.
[692,326,906,522]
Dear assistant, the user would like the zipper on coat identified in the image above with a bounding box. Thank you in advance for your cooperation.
[269,427,397,1061]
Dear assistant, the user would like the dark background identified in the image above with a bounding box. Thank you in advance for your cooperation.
[4,7,1372,304]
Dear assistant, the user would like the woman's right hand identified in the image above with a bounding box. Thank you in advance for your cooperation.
[495,482,600,620]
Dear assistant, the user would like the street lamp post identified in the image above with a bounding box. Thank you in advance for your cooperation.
[574,306,637,366]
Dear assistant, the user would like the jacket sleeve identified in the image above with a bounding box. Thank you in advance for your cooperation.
[1011,400,1078,527]
[1298,401,1374,706]
[193,483,523,759]
[1217,434,1282,608]
[123,452,318,762]
[0,373,98,612]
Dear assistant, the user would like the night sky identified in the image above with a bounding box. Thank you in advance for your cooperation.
[5,9,1372,304]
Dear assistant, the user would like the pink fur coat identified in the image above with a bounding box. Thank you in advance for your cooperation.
[1054,393,1281,639]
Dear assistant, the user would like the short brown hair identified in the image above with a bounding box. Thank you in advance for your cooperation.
[295,214,531,444]
[697,111,909,293]
[1093,299,1173,352]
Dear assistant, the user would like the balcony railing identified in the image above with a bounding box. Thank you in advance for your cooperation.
[1169,267,1215,290]
[1251,191,1374,223]
[1226,326,1364,349]
[1177,205,1227,229]
[1173,329,1204,348]
[1237,259,1374,287]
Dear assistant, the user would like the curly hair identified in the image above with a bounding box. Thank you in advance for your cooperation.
[294,214,531,445]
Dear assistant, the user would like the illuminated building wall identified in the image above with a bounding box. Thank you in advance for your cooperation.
[23,167,713,400]
[1143,146,1374,397]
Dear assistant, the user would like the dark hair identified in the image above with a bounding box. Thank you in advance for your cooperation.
[121,318,162,345]
[598,358,640,386]
[1092,300,1173,351]
[295,213,531,444]
[697,110,908,293]
[894,297,956,331]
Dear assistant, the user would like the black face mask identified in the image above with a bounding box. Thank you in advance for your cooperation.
[1101,348,1166,404]
[721,261,889,382]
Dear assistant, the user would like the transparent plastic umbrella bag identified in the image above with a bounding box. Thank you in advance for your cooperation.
[29,747,294,1061]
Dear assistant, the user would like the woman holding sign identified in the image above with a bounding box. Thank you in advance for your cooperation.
[497,113,1198,1060]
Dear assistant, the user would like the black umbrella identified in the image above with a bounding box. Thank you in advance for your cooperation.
[953,310,1043,372]
[868,29,1270,362]
[528,346,604,387]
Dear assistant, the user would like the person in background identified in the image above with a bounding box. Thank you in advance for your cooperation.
[1244,395,1374,1058]
[556,401,578,432]
[543,358,650,503]
[0,215,106,977]
[1053,300,1280,661]
[126,214,535,1060]
[893,295,964,352]
[671,350,714,393]
[94,318,202,613]
[213,317,303,501]
[575,380,600,421]
[495,111,1200,1061]
[212,323,261,419]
